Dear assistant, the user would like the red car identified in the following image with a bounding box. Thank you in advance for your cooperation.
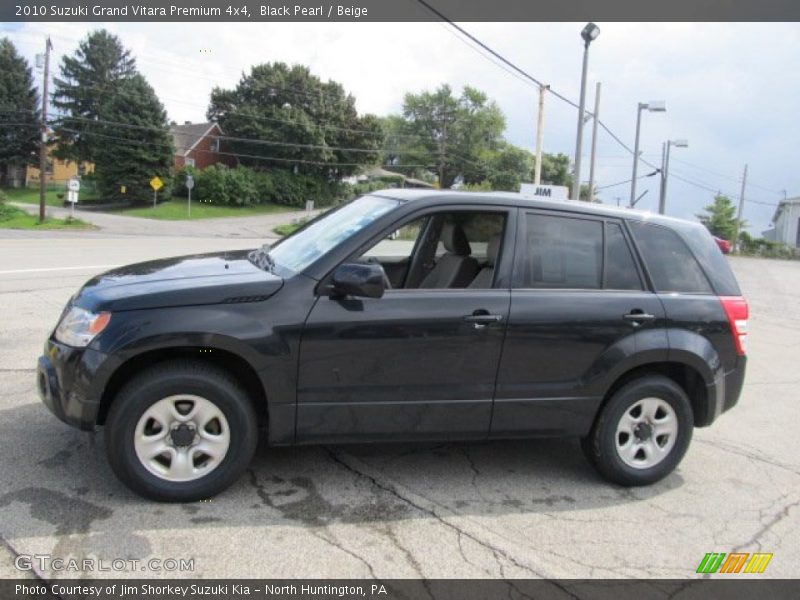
[714,236,732,254]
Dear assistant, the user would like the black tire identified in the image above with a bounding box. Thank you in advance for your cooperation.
[581,375,693,486]
[105,360,258,502]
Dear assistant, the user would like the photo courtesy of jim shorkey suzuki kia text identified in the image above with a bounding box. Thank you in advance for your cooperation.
[16,584,385,597]
[0,0,799,594]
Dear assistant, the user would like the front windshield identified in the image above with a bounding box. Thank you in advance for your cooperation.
[267,195,400,274]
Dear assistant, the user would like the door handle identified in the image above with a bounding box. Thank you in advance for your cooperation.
[464,312,504,326]
[623,311,656,324]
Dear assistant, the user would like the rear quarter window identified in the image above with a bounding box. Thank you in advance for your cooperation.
[681,224,742,296]
[629,221,713,294]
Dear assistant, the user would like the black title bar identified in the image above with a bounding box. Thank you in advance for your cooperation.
[3,0,800,22]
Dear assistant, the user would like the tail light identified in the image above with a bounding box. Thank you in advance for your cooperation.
[719,296,748,356]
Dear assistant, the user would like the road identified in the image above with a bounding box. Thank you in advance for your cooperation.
[9,201,317,239]
[0,236,797,580]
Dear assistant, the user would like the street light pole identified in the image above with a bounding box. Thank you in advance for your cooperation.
[630,100,666,207]
[572,23,600,201]
[658,138,688,215]
[587,82,601,202]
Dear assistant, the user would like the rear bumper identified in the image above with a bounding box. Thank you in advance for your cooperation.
[705,356,746,426]
[37,339,108,431]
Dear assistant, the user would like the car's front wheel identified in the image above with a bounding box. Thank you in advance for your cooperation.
[105,360,258,502]
[581,375,693,486]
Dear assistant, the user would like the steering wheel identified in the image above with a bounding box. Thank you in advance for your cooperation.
[366,256,392,290]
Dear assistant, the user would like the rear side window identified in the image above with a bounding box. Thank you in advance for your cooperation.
[518,214,603,289]
[682,224,741,296]
[605,223,643,290]
[629,221,713,294]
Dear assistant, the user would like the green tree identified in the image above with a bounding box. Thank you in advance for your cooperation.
[697,194,743,240]
[0,38,39,182]
[536,153,572,187]
[390,84,505,188]
[208,62,384,178]
[93,74,173,203]
[52,29,137,163]
[482,143,533,191]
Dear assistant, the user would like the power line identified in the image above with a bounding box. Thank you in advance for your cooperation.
[413,1,789,201]
[56,126,434,168]
[668,170,778,207]
[54,114,407,155]
[666,155,782,195]
[595,170,659,191]
[415,0,580,110]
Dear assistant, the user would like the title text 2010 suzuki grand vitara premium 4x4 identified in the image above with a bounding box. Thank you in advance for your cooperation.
[38,190,748,501]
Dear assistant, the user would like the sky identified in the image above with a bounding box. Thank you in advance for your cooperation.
[3,20,799,233]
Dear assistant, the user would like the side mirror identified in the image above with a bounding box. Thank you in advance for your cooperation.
[331,263,385,299]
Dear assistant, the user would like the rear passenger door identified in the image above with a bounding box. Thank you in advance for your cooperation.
[492,210,667,437]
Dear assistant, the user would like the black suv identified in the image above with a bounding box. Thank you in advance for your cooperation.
[37,190,748,501]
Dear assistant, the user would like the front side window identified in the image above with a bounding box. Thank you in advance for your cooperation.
[354,211,507,289]
[268,195,399,274]
[517,214,603,289]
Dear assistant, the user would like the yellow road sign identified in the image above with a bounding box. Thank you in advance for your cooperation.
[149,176,164,191]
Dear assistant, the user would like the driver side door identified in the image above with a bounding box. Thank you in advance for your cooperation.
[295,206,516,443]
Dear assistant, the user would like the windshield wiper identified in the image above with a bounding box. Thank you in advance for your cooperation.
[248,244,275,272]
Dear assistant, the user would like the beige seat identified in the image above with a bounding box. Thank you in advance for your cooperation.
[419,223,478,288]
[468,235,500,289]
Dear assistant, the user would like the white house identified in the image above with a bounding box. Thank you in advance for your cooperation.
[763,197,800,247]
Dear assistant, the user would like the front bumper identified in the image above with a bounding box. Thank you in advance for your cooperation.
[37,339,109,431]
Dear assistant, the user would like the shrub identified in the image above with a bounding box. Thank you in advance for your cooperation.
[226,167,258,206]
[195,164,229,204]
[182,164,356,208]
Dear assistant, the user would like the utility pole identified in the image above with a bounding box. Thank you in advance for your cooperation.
[733,164,748,251]
[534,85,548,185]
[38,37,52,223]
[438,107,448,189]
[587,82,601,201]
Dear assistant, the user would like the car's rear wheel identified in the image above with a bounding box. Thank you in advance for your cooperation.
[581,375,693,486]
[105,360,258,502]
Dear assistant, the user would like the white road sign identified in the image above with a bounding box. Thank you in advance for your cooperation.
[519,183,569,200]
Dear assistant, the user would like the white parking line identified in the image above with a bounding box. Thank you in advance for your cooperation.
[0,265,119,275]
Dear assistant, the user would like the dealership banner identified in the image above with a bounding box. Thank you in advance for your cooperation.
[5,579,800,600]
[3,0,800,22]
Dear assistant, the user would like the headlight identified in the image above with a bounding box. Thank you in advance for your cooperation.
[54,306,112,348]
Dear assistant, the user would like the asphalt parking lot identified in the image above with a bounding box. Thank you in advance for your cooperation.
[0,235,798,580]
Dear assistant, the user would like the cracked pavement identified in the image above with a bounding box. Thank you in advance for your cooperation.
[0,235,797,580]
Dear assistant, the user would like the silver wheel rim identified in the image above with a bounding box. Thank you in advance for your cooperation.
[615,397,678,469]
[134,394,230,482]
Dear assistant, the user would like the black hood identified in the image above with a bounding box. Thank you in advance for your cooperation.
[75,250,284,312]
